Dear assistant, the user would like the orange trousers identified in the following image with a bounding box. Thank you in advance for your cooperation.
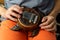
[0,20,56,40]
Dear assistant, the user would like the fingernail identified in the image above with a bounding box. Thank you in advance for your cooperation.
[42,17,47,22]
[42,20,44,22]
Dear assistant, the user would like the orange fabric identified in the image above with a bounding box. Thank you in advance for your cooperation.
[0,20,56,40]
[0,20,27,40]
[28,30,56,40]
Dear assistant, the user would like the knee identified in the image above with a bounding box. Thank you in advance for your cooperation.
[33,30,56,40]
[0,20,27,40]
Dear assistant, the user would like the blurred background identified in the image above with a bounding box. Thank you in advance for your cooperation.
[56,13,60,40]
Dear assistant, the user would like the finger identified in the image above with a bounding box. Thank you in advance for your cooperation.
[10,11,21,18]
[3,14,8,19]
[41,20,55,29]
[45,25,57,32]
[12,7,23,14]
[7,15,17,21]
[14,5,24,13]
[10,5,23,14]
[40,17,54,26]
[41,16,47,22]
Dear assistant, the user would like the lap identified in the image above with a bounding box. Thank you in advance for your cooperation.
[0,20,56,40]
[0,20,27,40]
[28,30,56,40]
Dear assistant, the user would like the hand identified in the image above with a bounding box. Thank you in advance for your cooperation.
[39,16,57,32]
[4,5,23,21]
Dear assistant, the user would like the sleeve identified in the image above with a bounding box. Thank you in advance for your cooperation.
[37,0,55,15]
[4,0,55,15]
[20,0,55,15]
[4,0,23,9]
